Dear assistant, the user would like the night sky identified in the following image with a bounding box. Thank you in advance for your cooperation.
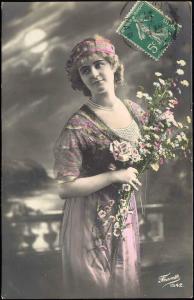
[2,2,192,210]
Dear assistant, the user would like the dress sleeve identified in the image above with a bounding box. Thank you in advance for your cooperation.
[124,99,148,125]
[53,126,83,183]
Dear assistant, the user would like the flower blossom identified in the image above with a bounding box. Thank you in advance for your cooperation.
[136,91,144,99]
[98,210,106,219]
[120,207,128,215]
[180,80,189,87]
[177,122,183,128]
[186,116,191,124]
[158,78,165,85]
[122,184,131,191]
[153,82,160,87]
[176,69,184,75]
[160,110,178,127]
[114,222,120,229]
[155,72,162,77]
[167,90,173,97]
[110,140,133,162]
[177,60,186,66]
[169,99,178,106]
[113,227,121,237]
[120,199,127,206]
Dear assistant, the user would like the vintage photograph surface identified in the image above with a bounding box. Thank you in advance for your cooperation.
[2,1,192,299]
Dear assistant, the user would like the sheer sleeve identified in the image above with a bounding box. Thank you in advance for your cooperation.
[53,126,84,183]
[124,99,148,125]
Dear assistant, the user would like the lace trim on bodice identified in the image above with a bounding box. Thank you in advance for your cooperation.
[112,119,141,143]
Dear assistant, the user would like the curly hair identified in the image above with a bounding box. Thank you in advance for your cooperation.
[66,35,124,97]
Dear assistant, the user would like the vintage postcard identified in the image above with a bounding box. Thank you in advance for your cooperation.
[2,1,192,299]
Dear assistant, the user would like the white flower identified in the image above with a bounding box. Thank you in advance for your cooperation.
[168,103,175,108]
[144,135,151,140]
[143,93,149,98]
[180,80,189,87]
[176,135,182,142]
[150,162,160,171]
[166,138,171,144]
[113,228,121,237]
[153,82,161,87]
[177,60,186,66]
[114,222,120,229]
[146,143,152,148]
[180,132,188,141]
[155,72,162,77]
[120,199,127,206]
[167,90,173,97]
[122,184,131,191]
[146,96,153,101]
[143,93,152,100]
[176,69,184,75]
[136,91,144,99]
[154,109,162,114]
[153,134,160,140]
[120,207,128,215]
[158,78,165,85]
[186,116,191,123]
[143,125,149,131]
[177,122,183,128]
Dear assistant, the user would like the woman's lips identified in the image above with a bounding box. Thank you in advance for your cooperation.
[92,80,103,85]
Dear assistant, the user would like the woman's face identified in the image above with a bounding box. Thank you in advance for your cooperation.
[78,53,116,97]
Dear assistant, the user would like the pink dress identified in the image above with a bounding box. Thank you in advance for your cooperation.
[54,99,146,298]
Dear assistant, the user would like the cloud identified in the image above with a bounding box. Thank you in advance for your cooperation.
[2,159,53,200]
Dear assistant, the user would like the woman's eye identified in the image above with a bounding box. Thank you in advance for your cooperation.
[95,61,105,69]
[81,68,90,75]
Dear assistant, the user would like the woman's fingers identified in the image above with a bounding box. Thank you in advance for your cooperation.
[128,167,138,174]
[129,181,139,191]
[133,178,142,186]
[129,177,142,190]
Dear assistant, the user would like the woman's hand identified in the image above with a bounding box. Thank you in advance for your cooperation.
[111,167,142,191]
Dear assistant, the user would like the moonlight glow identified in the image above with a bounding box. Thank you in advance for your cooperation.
[24,28,48,52]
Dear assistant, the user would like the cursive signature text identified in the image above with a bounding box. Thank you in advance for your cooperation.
[158,273,183,288]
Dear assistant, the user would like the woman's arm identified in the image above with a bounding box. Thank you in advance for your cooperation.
[57,167,141,198]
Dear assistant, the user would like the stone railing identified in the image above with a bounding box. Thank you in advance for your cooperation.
[3,203,170,254]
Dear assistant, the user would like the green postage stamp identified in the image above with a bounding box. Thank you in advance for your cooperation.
[116,1,182,61]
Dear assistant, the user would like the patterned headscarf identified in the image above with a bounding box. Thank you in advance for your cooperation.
[66,36,116,77]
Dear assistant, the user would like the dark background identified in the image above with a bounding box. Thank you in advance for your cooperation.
[2,2,192,299]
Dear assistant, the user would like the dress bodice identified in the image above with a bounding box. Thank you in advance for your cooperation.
[111,119,141,143]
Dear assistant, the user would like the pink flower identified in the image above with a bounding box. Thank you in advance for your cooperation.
[98,210,106,219]
[160,110,178,127]
[154,142,161,150]
[110,140,133,162]
[169,99,178,106]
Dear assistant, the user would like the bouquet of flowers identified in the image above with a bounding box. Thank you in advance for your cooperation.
[97,59,191,239]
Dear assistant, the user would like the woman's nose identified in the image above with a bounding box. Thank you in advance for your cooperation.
[90,66,99,78]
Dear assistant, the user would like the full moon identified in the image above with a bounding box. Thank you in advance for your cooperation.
[24,28,47,52]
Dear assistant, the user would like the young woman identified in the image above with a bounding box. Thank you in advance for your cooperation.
[54,35,146,298]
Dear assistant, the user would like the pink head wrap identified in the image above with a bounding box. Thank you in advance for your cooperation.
[66,36,116,77]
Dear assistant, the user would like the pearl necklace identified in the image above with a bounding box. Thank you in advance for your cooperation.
[87,99,115,111]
